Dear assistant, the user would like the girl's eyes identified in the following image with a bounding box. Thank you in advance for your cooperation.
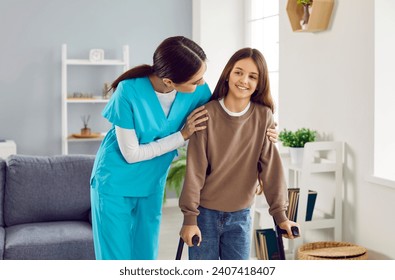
[233,71,258,80]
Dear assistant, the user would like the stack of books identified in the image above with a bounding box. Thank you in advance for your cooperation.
[287,188,317,222]
[254,188,317,260]
[254,228,281,260]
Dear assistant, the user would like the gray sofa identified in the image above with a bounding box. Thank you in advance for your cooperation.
[0,154,95,260]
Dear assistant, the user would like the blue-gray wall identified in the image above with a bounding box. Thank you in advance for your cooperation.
[0,0,192,155]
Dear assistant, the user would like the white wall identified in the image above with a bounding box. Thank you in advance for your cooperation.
[192,0,245,91]
[0,0,192,155]
[194,0,395,259]
[279,0,394,259]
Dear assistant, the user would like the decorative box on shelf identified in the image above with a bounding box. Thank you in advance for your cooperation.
[286,0,334,32]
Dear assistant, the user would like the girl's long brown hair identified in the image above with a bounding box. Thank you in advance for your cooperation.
[210,47,274,113]
[110,36,207,91]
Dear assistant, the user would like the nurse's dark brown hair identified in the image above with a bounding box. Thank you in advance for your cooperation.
[110,36,207,91]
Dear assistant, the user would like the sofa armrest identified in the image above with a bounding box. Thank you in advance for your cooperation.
[0,227,5,260]
[88,210,92,225]
[0,158,5,227]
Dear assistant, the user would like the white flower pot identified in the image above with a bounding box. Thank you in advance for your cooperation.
[289,147,304,166]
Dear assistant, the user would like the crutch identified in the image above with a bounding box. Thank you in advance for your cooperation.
[175,235,199,260]
[274,219,300,260]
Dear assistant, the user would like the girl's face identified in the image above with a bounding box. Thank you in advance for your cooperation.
[227,57,259,101]
[173,63,207,93]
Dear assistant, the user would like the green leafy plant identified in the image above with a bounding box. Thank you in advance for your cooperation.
[279,128,317,148]
[164,146,187,202]
[297,0,312,6]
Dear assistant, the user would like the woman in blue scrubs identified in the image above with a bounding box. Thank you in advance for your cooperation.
[90,36,278,260]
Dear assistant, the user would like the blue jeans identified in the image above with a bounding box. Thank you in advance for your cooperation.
[189,206,251,260]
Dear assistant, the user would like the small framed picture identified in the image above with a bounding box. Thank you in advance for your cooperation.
[89,49,104,62]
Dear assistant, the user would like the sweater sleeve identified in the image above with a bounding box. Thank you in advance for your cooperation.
[179,125,208,225]
[258,111,289,225]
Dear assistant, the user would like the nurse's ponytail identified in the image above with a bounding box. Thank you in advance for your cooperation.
[110,64,153,91]
[110,36,206,92]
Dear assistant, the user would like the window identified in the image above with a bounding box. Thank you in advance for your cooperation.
[374,0,395,185]
[245,0,279,122]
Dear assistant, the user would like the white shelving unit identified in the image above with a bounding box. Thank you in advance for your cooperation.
[252,141,344,259]
[61,44,129,154]
[283,141,343,258]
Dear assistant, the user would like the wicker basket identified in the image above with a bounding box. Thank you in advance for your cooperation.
[297,241,368,260]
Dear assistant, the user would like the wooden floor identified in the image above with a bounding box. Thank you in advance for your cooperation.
[157,201,188,260]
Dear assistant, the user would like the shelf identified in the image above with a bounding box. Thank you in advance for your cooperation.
[286,0,334,32]
[283,154,338,173]
[66,98,109,103]
[67,133,106,142]
[61,44,129,154]
[67,137,104,142]
[66,59,127,66]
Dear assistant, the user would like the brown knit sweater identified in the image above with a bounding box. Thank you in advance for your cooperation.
[179,100,289,226]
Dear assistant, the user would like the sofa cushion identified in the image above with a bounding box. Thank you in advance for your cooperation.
[4,221,94,260]
[4,155,95,226]
[0,158,5,227]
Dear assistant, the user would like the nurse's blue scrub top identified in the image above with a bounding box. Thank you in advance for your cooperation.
[90,76,211,197]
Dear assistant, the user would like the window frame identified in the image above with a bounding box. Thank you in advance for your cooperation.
[244,0,280,123]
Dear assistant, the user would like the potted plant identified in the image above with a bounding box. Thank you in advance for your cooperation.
[279,127,317,165]
[164,146,187,202]
[297,0,313,5]
[297,0,313,30]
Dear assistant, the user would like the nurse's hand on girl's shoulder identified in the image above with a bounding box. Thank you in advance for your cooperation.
[267,122,278,143]
[181,105,209,140]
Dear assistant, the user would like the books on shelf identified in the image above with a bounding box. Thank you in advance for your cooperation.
[287,188,317,222]
[254,228,281,260]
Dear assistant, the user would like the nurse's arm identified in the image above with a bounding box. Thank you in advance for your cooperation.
[115,126,185,164]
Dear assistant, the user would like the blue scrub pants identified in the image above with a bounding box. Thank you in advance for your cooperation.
[90,188,163,260]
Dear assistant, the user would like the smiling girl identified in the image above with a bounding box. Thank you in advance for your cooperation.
[179,48,299,260]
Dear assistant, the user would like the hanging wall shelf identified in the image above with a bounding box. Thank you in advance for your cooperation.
[286,0,334,32]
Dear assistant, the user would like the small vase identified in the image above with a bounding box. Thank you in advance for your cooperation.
[289,147,304,166]
[300,4,310,30]
[102,82,112,99]
[81,127,91,136]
